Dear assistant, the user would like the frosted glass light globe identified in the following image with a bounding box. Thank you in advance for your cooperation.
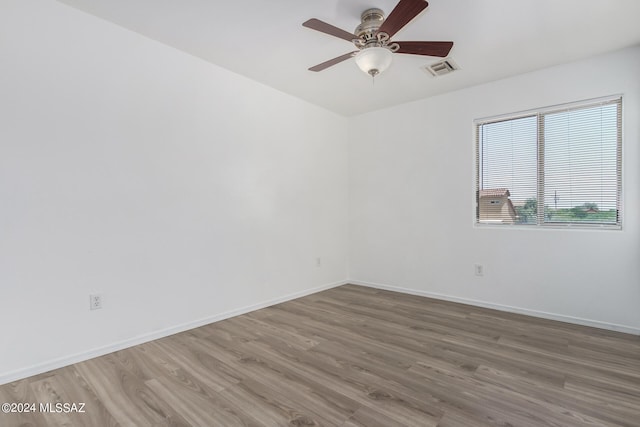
[354,47,393,77]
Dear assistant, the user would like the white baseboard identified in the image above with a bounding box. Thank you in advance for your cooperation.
[349,279,640,336]
[0,280,347,386]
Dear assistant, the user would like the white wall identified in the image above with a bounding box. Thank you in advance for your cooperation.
[349,46,640,333]
[0,0,348,383]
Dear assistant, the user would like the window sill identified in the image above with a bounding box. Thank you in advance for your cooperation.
[474,222,622,231]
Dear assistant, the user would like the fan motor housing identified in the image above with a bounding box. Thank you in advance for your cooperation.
[354,8,385,45]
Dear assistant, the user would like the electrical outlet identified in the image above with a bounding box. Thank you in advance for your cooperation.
[474,264,484,277]
[89,294,103,310]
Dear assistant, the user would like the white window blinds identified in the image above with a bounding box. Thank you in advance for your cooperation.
[476,96,622,227]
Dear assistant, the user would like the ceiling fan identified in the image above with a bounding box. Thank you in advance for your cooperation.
[302,0,453,78]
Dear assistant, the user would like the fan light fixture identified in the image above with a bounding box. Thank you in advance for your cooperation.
[354,46,393,77]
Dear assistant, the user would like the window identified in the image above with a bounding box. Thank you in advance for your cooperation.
[475,96,622,228]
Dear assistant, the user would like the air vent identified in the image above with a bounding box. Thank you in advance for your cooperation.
[424,58,459,77]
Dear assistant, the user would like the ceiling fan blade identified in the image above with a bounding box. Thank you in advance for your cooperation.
[377,0,428,39]
[308,52,358,72]
[395,41,453,57]
[303,18,356,42]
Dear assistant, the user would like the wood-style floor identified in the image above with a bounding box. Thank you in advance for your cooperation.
[1,284,639,427]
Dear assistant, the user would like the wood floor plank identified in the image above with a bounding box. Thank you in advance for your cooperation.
[434,409,498,427]
[407,362,590,427]
[219,381,321,427]
[0,380,49,427]
[73,355,190,427]
[169,327,359,425]
[473,364,639,427]
[145,376,257,427]
[1,284,639,426]
[266,306,421,369]
[148,338,240,393]
[226,315,321,351]
[496,335,640,382]
[235,377,337,426]
[240,338,444,425]
[29,371,120,427]
[564,375,640,409]
[201,338,360,425]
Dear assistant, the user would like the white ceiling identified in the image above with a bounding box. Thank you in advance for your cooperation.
[57,0,640,116]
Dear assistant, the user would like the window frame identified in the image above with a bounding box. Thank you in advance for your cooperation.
[474,95,623,230]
